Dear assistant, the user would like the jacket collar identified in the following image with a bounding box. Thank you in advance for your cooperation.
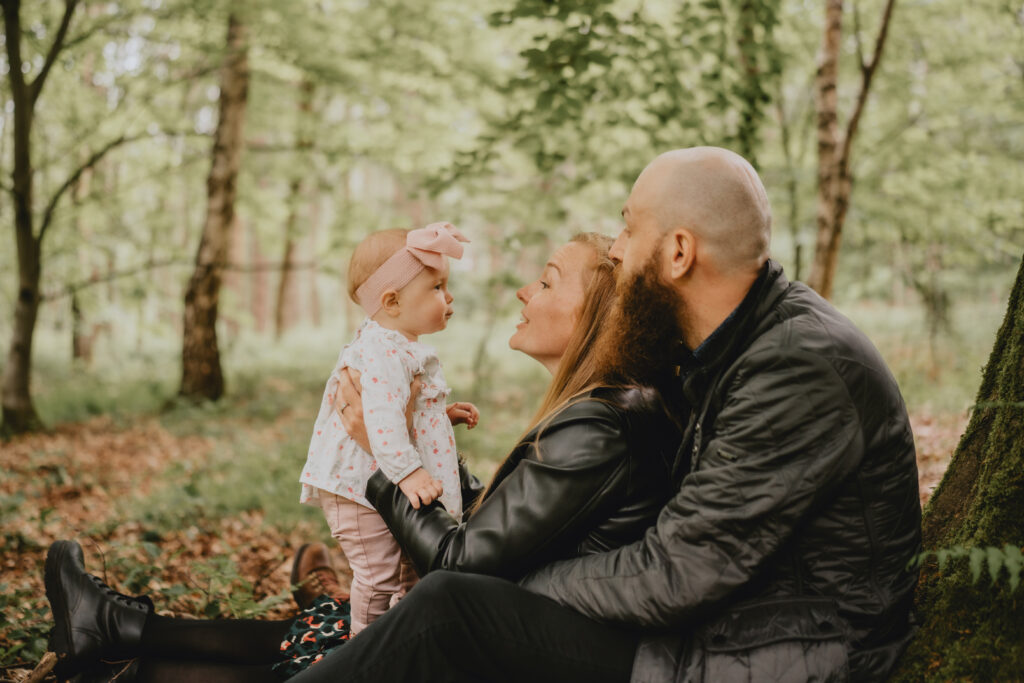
[680,259,790,405]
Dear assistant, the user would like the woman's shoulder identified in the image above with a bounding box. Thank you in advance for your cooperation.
[589,385,666,412]
[542,385,673,429]
[519,387,668,467]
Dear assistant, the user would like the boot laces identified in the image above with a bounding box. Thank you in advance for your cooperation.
[89,574,153,612]
[308,566,343,597]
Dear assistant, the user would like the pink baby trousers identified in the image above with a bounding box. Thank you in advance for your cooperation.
[319,492,418,634]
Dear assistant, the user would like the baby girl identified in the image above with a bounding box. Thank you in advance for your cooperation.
[299,222,479,634]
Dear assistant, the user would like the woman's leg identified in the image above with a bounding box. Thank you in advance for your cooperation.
[287,571,637,683]
[133,659,280,683]
[321,494,406,634]
[138,613,290,664]
[45,541,292,677]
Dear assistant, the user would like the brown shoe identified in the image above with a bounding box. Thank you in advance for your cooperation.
[291,542,348,610]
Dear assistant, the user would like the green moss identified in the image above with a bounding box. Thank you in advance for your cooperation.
[892,566,1024,681]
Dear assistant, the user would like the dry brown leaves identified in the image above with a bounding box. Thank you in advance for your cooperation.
[910,410,968,506]
[0,414,352,681]
[0,407,964,680]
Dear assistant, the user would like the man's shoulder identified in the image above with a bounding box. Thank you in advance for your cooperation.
[748,281,883,367]
[730,281,900,409]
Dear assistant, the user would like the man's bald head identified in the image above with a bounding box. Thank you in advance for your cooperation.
[630,147,771,273]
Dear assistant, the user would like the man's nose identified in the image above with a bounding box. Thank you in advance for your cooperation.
[609,232,626,263]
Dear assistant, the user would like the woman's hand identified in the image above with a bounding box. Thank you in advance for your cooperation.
[397,467,444,509]
[446,401,480,429]
[334,368,423,452]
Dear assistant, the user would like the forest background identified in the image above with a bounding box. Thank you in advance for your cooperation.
[1,0,1022,680]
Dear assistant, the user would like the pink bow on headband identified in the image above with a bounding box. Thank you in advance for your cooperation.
[406,222,469,269]
[355,222,470,316]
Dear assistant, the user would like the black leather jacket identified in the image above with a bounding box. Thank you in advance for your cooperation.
[521,261,922,682]
[366,385,681,582]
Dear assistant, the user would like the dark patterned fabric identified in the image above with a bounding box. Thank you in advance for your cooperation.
[272,595,351,679]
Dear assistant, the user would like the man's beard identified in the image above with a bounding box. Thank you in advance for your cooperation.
[595,252,687,386]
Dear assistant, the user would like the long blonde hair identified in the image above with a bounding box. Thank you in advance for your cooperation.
[471,232,617,511]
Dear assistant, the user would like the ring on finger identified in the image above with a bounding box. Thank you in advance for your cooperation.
[338,401,350,413]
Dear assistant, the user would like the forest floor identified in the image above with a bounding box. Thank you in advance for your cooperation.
[0,401,967,682]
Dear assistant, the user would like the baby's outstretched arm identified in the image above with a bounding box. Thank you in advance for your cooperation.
[446,401,480,429]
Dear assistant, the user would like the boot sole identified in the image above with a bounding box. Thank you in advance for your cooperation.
[44,541,79,678]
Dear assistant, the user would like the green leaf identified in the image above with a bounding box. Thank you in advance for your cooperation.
[969,546,986,583]
[986,545,1004,583]
[1003,545,1023,592]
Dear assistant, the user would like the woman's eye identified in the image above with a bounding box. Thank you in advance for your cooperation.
[539,280,550,289]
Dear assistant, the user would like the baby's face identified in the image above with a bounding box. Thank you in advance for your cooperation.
[396,261,454,338]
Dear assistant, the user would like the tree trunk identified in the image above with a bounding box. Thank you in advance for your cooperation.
[807,0,842,298]
[274,199,300,340]
[891,255,1024,679]
[1,0,78,435]
[70,153,93,362]
[807,0,897,299]
[2,235,44,435]
[308,199,322,328]
[273,80,314,340]
[179,12,248,401]
[774,85,807,281]
[733,0,779,166]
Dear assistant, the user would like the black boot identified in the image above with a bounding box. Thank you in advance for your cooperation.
[45,540,152,679]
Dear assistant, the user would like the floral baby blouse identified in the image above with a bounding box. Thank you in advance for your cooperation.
[300,318,462,519]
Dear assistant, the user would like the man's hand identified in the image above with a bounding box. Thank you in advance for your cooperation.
[397,467,444,509]
[446,401,480,429]
[334,368,422,452]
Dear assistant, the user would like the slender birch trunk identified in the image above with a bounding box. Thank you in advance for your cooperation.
[807,0,897,299]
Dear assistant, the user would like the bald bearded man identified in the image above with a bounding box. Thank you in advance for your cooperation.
[289,147,923,683]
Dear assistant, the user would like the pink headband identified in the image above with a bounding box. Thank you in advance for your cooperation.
[356,222,469,316]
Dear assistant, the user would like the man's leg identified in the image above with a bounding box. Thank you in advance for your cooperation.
[288,570,638,683]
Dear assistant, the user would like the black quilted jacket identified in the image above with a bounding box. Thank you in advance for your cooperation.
[521,261,922,682]
[367,385,681,581]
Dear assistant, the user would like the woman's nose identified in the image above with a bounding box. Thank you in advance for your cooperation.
[516,285,529,303]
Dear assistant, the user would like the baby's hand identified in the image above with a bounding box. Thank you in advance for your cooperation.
[397,467,443,509]
[446,401,480,429]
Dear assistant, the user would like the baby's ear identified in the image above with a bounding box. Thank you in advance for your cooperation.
[380,290,401,316]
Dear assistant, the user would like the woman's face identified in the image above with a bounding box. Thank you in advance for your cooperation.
[509,241,593,374]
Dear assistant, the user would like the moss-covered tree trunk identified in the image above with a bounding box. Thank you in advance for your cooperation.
[891,254,1024,680]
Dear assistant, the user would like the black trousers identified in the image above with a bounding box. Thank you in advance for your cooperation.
[287,570,638,683]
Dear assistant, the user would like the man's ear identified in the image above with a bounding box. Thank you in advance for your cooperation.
[380,290,401,317]
[667,228,696,280]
